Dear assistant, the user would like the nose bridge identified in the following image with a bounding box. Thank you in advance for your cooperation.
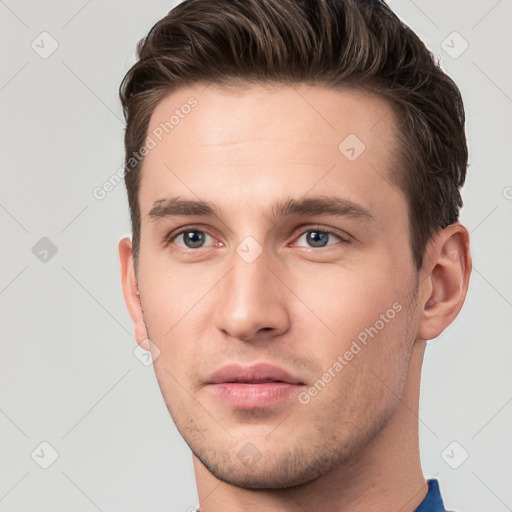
[230,243,273,300]
[213,241,290,341]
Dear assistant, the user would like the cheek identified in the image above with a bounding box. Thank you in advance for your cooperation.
[291,262,406,343]
[138,256,206,339]
[291,261,415,397]
[305,303,414,429]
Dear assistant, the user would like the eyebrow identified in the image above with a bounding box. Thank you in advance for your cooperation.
[148,195,375,225]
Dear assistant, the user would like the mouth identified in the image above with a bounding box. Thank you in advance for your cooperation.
[205,363,305,409]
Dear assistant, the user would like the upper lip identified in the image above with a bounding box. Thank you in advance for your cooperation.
[206,363,303,385]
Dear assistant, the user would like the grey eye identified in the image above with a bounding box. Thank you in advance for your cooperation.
[296,230,341,248]
[176,230,212,249]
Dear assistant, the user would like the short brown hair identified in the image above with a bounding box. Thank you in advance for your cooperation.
[119,0,467,273]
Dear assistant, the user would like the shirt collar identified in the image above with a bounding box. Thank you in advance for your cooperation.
[414,479,452,512]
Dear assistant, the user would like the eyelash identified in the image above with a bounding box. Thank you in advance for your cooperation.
[163,224,351,251]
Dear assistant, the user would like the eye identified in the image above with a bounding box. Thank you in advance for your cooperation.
[167,228,216,250]
[164,225,349,252]
[294,228,348,248]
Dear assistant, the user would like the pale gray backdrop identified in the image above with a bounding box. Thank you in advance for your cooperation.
[1,0,511,511]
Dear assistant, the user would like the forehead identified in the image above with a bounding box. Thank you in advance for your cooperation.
[146,82,396,156]
[140,83,404,224]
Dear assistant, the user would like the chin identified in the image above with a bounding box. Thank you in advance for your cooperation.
[201,459,321,490]
[192,442,348,490]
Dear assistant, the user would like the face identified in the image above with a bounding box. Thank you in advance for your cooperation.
[129,84,422,488]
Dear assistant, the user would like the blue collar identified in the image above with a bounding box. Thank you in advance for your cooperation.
[414,479,452,512]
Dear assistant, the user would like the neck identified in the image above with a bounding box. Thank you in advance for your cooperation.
[194,339,428,512]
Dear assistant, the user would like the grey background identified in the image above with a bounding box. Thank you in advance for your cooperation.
[1,0,511,510]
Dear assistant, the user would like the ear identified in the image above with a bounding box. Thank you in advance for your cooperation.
[417,222,472,341]
[118,237,150,350]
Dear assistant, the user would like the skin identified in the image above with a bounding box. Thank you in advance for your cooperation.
[119,83,472,511]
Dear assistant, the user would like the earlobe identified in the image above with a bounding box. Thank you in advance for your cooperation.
[118,237,150,347]
[417,223,472,341]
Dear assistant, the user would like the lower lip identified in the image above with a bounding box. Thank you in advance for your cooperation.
[208,382,302,409]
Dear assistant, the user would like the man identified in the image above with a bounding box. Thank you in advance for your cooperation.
[118,0,471,510]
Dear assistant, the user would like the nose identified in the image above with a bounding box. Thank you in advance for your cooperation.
[212,245,291,342]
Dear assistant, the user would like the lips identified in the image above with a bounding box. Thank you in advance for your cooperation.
[205,363,304,409]
[206,363,303,385]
